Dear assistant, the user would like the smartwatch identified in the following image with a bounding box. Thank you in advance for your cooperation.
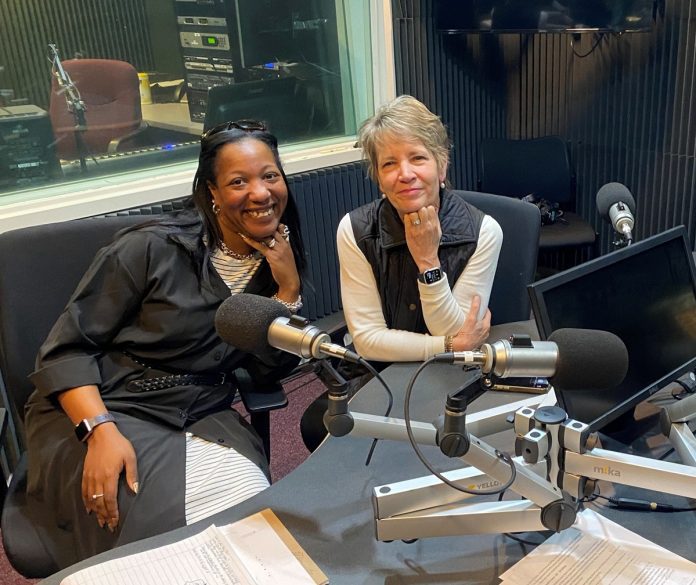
[417,267,443,285]
[75,413,116,442]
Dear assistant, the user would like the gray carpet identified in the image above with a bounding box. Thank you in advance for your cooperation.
[0,372,326,584]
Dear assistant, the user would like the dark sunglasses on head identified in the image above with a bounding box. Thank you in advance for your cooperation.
[201,119,267,140]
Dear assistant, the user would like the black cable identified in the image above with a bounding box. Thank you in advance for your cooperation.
[593,493,696,512]
[502,531,547,546]
[403,358,517,496]
[658,447,675,460]
[359,357,393,466]
[571,33,605,58]
[581,483,601,504]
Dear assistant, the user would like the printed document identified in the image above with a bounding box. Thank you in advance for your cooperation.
[500,509,696,585]
[61,509,327,585]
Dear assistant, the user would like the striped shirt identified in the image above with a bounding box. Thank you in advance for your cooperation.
[183,247,268,524]
[209,247,263,293]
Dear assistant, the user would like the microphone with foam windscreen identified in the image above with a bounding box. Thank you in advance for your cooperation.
[547,328,628,391]
[435,328,628,391]
[215,293,290,356]
[596,182,636,245]
[215,293,361,362]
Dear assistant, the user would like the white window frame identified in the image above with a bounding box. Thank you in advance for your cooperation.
[0,0,395,233]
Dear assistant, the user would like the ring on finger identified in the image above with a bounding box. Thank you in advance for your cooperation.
[265,238,277,248]
[411,217,421,226]
[91,493,104,500]
[280,225,290,241]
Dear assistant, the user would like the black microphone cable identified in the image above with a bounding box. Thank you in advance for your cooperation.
[592,493,696,513]
[358,357,394,466]
[403,357,517,496]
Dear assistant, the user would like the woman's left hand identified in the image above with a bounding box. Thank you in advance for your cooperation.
[240,224,300,302]
[404,206,442,273]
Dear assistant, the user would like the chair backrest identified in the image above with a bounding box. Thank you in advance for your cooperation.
[0,215,147,446]
[479,136,574,205]
[49,59,142,160]
[455,190,541,325]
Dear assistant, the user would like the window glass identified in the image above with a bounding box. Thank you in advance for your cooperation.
[0,0,373,197]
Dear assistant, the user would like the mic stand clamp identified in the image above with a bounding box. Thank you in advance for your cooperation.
[316,360,355,438]
[611,235,631,249]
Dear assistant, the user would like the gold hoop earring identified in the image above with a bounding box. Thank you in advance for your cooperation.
[211,201,221,215]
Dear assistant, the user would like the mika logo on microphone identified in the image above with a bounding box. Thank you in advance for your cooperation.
[592,465,621,477]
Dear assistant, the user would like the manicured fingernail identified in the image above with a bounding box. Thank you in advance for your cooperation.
[98,519,104,528]
[132,481,139,494]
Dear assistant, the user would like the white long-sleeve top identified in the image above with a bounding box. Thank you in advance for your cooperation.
[337,213,503,362]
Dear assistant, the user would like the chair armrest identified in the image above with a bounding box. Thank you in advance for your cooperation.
[233,368,288,414]
[106,121,149,154]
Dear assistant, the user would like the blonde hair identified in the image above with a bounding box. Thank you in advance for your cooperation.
[357,95,451,182]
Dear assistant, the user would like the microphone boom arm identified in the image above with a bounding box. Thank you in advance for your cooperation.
[326,369,696,541]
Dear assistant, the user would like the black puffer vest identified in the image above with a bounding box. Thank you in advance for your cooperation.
[349,190,484,333]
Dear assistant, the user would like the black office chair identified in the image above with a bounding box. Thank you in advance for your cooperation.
[455,190,540,325]
[479,136,597,274]
[0,215,286,577]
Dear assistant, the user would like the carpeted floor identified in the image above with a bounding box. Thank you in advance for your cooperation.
[0,372,327,585]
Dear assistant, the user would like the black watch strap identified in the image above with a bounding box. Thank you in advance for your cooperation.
[75,413,116,442]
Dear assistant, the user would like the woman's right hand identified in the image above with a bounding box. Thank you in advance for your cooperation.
[240,223,300,303]
[451,295,491,351]
[82,423,139,532]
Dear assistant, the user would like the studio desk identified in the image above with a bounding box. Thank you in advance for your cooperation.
[41,355,696,584]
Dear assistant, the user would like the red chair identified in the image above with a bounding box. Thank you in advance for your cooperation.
[49,59,148,161]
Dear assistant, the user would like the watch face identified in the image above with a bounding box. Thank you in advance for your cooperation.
[75,420,92,442]
[422,267,442,284]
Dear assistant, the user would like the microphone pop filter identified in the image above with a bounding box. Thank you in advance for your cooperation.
[215,293,290,355]
[596,182,636,218]
[548,328,628,391]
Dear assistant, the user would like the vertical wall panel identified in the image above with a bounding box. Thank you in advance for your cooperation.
[393,0,507,191]
[393,0,696,253]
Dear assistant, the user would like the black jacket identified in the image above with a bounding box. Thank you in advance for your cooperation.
[24,218,298,568]
[349,190,484,333]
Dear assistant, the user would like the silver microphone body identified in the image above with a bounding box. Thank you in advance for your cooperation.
[451,339,558,378]
[608,201,634,241]
[596,182,636,244]
[268,317,359,362]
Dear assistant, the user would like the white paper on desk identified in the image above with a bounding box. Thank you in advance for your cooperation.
[61,525,256,585]
[219,513,318,585]
[500,509,696,585]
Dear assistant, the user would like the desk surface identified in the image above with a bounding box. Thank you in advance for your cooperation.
[141,102,201,136]
[41,361,696,585]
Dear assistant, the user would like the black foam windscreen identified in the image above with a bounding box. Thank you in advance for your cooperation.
[596,182,636,217]
[549,328,628,391]
[214,293,290,355]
